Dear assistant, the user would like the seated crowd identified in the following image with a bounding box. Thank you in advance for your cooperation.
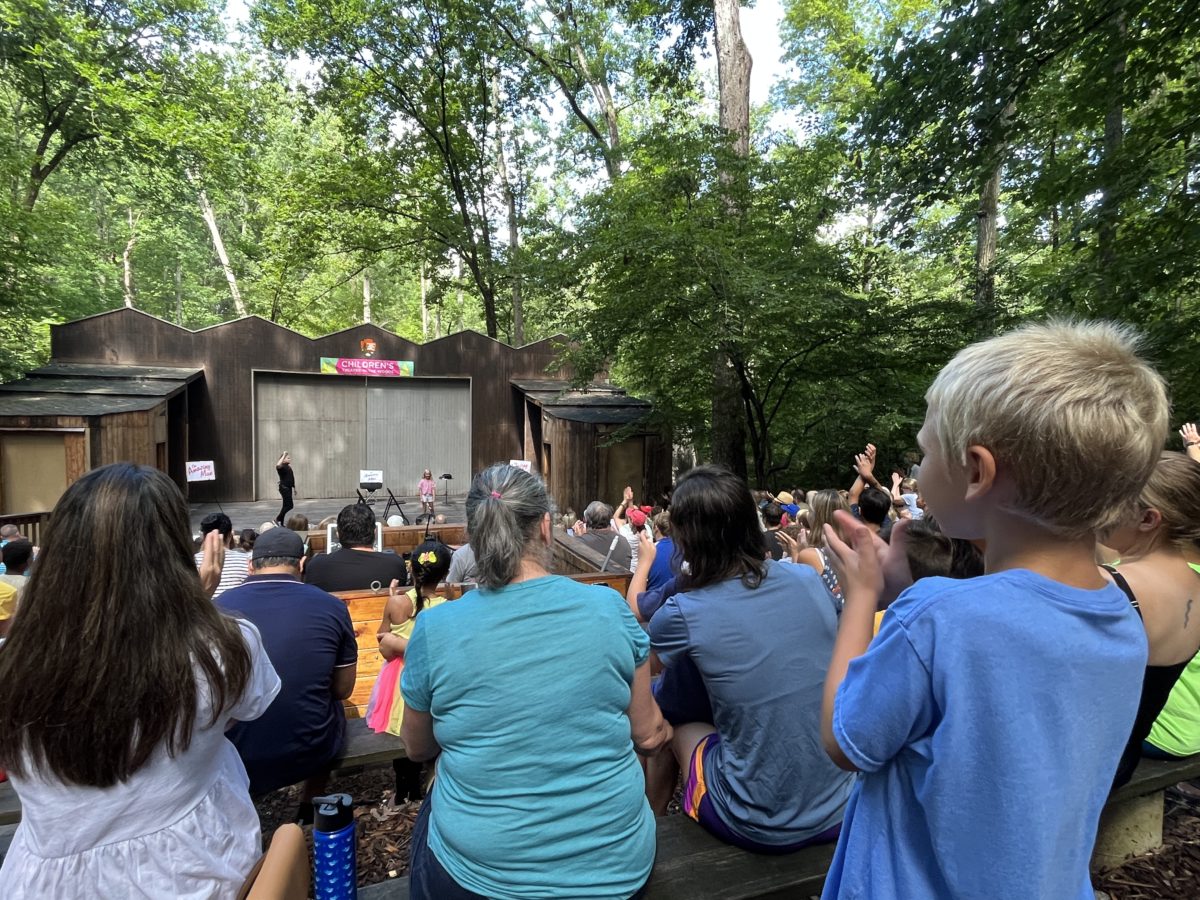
[1,320,1200,900]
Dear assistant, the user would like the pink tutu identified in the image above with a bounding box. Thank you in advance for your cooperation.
[366,656,404,734]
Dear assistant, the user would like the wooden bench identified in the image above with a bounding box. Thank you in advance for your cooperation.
[356,813,833,900]
[308,525,468,558]
[352,753,1200,899]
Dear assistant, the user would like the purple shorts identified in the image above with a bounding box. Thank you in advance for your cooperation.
[683,732,841,854]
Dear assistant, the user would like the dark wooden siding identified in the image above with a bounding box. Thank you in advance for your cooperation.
[50,310,569,501]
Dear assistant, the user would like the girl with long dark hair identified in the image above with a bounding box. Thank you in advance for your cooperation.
[0,463,280,898]
[643,465,852,851]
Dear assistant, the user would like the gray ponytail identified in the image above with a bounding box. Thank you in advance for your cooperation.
[465,464,553,588]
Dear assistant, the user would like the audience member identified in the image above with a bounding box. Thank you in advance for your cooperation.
[0,463,280,898]
[0,540,33,636]
[645,510,677,592]
[447,542,478,583]
[401,464,669,898]
[367,539,453,806]
[218,527,358,819]
[1102,451,1200,787]
[304,503,408,591]
[572,500,633,572]
[194,512,250,599]
[645,465,852,851]
[761,502,786,560]
[796,489,851,604]
[238,527,258,553]
[0,523,20,576]
[286,514,310,532]
[819,320,1166,900]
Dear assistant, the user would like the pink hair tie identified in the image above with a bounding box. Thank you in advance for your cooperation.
[491,490,502,499]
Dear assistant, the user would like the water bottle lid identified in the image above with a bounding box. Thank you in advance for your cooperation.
[313,793,353,832]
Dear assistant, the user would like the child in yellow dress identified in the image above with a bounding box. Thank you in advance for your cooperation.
[366,539,452,802]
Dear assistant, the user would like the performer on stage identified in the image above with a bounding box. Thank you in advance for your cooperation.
[275,452,295,526]
[418,469,436,521]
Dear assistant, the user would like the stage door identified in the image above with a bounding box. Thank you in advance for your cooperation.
[254,374,471,500]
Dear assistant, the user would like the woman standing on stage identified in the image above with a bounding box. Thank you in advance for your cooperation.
[276,452,296,526]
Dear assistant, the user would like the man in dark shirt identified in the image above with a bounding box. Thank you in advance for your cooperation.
[304,503,408,591]
[762,502,786,560]
[218,527,358,814]
[573,500,633,571]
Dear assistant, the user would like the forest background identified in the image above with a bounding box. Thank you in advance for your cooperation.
[1,0,1197,488]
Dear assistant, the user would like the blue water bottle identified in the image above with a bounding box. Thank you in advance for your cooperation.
[313,793,357,900]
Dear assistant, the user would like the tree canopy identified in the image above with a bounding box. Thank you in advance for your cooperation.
[1,0,1196,487]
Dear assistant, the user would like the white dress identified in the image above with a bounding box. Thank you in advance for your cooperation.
[0,620,281,899]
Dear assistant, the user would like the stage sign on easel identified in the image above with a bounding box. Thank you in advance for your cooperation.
[186,461,216,482]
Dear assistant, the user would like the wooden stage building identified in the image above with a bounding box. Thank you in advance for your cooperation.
[0,309,669,518]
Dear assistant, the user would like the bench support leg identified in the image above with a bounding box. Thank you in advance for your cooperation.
[1090,790,1163,873]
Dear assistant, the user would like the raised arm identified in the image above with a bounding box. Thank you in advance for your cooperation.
[1182,423,1200,463]
[626,531,657,623]
[848,444,881,506]
[614,485,634,527]
[820,511,887,771]
[377,579,415,661]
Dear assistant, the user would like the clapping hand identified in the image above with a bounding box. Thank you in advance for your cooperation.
[822,511,916,609]
[637,529,657,568]
[1181,423,1199,445]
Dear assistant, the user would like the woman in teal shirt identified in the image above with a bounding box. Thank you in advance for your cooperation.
[400,464,672,899]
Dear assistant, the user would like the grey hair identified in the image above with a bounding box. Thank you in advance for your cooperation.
[466,464,553,588]
[583,501,613,530]
[0,524,19,539]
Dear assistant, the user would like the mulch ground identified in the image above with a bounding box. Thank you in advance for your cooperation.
[1095,784,1200,900]
[254,767,1200,896]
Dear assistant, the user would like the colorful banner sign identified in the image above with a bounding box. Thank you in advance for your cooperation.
[320,357,414,377]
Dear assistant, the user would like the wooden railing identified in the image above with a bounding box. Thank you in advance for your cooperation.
[0,511,51,545]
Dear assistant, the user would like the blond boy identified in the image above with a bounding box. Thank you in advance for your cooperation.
[819,321,1168,900]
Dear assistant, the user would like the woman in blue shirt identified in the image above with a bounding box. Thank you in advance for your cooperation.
[400,464,671,899]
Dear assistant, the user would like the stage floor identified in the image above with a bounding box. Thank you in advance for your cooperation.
[188,493,467,534]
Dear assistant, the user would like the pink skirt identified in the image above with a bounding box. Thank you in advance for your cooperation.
[366,656,404,734]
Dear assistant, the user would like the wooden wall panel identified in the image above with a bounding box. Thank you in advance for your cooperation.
[49,310,571,501]
[64,432,89,483]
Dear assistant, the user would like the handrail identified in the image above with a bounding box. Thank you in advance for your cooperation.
[0,512,50,545]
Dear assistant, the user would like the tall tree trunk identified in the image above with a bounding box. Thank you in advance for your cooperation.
[420,260,429,340]
[362,269,372,324]
[1048,123,1061,251]
[1098,12,1127,304]
[122,209,137,309]
[974,99,1015,324]
[709,0,752,479]
[174,256,183,325]
[490,72,524,345]
[454,253,465,332]
[194,182,246,317]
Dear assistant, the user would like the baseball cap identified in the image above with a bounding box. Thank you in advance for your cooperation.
[252,526,304,561]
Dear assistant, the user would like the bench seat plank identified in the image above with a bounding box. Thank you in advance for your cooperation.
[356,815,831,900]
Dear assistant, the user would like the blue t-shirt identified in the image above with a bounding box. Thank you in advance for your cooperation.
[822,570,1148,900]
[646,537,677,591]
[401,575,654,899]
[219,575,358,794]
[650,560,853,845]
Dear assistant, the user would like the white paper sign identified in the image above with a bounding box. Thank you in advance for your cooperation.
[359,469,384,484]
[509,459,532,473]
[186,460,216,482]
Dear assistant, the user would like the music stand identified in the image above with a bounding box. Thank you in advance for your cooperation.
[358,475,384,507]
[383,488,409,525]
[440,473,453,507]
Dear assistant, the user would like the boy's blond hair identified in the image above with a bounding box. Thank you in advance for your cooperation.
[925,320,1168,539]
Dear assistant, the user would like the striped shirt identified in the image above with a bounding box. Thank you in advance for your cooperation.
[194,548,250,599]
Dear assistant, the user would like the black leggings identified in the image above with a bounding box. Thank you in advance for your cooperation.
[276,487,293,525]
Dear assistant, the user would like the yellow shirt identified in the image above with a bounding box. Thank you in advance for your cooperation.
[0,580,17,619]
